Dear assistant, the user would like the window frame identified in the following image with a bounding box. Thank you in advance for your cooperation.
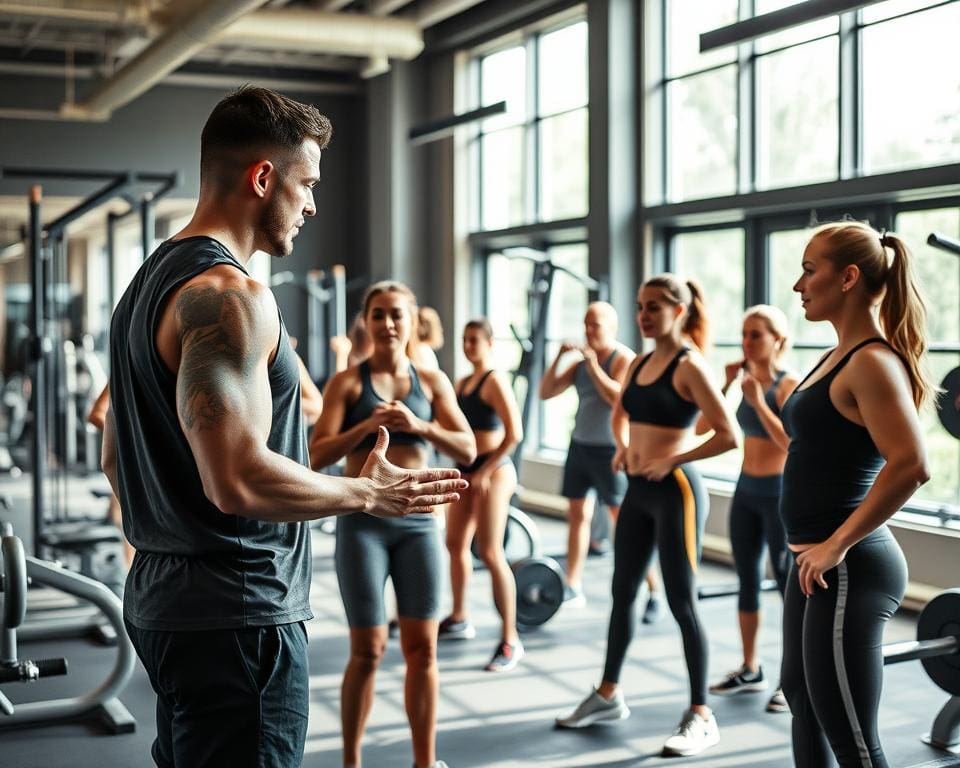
[468,11,593,455]
[655,196,960,526]
[471,16,590,232]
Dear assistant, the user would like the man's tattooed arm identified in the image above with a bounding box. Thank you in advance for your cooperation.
[175,282,272,435]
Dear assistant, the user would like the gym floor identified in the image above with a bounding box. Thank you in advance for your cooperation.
[1,513,955,768]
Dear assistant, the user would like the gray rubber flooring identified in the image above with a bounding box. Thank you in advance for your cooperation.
[1,512,957,768]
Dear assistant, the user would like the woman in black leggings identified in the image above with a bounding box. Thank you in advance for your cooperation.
[555,274,738,758]
[708,306,798,712]
[780,221,933,767]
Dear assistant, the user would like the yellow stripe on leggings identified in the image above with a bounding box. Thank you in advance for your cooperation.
[672,467,697,573]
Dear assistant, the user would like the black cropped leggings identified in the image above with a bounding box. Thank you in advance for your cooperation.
[781,528,907,767]
[730,474,789,612]
[602,466,709,705]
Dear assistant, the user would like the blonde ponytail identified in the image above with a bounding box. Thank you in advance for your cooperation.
[812,222,936,410]
[878,233,936,409]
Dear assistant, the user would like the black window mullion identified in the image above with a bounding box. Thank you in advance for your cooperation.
[838,10,859,179]
[660,0,669,202]
[527,35,539,226]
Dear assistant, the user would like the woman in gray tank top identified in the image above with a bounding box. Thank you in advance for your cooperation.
[309,281,476,768]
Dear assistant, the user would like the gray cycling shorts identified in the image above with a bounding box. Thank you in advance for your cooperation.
[335,512,441,628]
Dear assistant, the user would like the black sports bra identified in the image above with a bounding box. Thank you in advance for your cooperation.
[620,348,699,428]
[341,361,433,451]
[457,370,502,432]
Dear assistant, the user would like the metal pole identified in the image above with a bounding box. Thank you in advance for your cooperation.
[513,261,554,467]
[106,211,119,313]
[331,265,346,337]
[28,186,45,557]
[307,270,323,383]
[139,194,154,260]
[325,265,347,379]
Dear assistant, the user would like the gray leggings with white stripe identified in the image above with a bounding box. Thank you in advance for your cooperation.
[781,527,906,767]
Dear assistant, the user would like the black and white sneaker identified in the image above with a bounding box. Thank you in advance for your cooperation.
[661,710,720,756]
[709,665,767,695]
[437,616,476,641]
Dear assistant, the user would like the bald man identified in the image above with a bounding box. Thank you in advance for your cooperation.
[540,303,661,617]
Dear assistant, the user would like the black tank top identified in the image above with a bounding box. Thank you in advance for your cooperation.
[341,360,433,451]
[620,348,699,428]
[780,338,890,544]
[457,370,502,431]
[110,236,311,631]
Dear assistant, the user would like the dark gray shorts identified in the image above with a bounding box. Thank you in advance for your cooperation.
[335,512,441,628]
[561,439,628,507]
[126,620,309,768]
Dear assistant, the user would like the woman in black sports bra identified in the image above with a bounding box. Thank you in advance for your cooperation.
[309,281,476,768]
[440,318,525,672]
[556,274,738,758]
[779,222,933,768]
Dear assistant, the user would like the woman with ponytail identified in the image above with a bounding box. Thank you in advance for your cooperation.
[556,274,739,758]
[779,221,932,767]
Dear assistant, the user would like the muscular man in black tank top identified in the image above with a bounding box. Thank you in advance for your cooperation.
[102,88,466,768]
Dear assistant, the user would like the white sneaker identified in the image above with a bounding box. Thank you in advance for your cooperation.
[661,710,721,757]
[555,688,630,728]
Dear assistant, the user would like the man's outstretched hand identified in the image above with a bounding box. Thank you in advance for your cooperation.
[359,427,468,516]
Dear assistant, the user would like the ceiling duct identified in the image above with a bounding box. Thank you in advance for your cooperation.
[214,8,424,60]
[62,0,270,120]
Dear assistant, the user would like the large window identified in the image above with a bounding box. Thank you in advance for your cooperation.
[755,35,838,188]
[861,2,960,174]
[670,227,746,478]
[893,206,960,509]
[474,19,588,231]
[471,12,592,455]
[651,0,959,203]
[484,244,591,454]
[664,0,738,201]
[647,0,960,523]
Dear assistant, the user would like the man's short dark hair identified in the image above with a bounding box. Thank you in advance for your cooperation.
[200,86,333,190]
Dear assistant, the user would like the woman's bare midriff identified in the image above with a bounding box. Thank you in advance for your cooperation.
[741,435,787,477]
[624,422,688,475]
[344,443,430,478]
[473,428,505,456]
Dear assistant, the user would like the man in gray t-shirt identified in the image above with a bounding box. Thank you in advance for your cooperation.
[539,303,662,619]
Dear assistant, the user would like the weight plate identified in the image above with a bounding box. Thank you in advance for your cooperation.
[917,588,960,696]
[938,368,960,439]
[513,556,564,628]
[2,534,28,629]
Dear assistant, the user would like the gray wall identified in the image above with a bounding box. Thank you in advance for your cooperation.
[0,77,369,364]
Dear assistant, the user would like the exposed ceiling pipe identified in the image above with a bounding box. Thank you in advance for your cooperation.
[0,107,100,121]
[316,0,354,10]
[215,9,423,60]
[64,0,270,120]
[368,0,415,15]
[0,0,152,26]
[0,60,362,96]
[407,0,490,29]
